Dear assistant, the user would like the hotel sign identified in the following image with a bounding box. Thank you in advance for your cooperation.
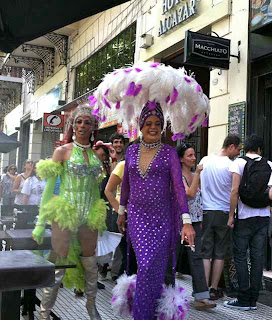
[184,31,231,70]
[158,0,198,36]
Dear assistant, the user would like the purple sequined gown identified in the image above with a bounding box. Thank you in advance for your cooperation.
[120,144,189,320]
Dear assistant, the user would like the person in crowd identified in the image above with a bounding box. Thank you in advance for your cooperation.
[93,142,114,289]
[116,103,195,319]
[176,143,216,310]
[105,143,138,278]
[199,135,242,300]
[107,133,126,280]
[22,161,46,205]
[109,133,125,169]
[224,134,272,310]
[32,104,107,320]
[21,160,46,317]
[0,164,17,206]
[13,159,34,205]
[90,61,209,319]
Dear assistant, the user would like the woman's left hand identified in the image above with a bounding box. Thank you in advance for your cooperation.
[109,146,117,160]
[181,224,195,247]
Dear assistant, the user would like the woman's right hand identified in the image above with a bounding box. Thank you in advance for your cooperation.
[196,164,203,174]
[117,215,126,233]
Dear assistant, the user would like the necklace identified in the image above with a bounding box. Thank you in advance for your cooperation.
[140,140,161,149]
[73,140,91,151]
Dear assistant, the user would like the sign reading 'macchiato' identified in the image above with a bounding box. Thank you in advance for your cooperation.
[158,0,198,36]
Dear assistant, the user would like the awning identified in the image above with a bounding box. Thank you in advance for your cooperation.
[0,0,129,53]
[0,131,21,153]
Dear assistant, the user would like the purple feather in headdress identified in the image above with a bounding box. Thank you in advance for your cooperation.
[184,76,191,83]
[126,82,136,96]
[116,101,121,110]
[165,95,170,103]
[133,84,142,96]
[104,88,110,96]
[148,100,157,110]
[135,68,142,72]
[188,114,198,128]
[202,116,208,127]
[150,62,160,68]
[124,68,133,73]
[196,84,202,92]
[91,108,99,115]
[170,87,179,105]
[102,97,111,109]
[89,96,97,107]
[172,133,185,141]
[101,115,107,122]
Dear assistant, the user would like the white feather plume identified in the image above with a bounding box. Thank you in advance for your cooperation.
[90,62,210,140]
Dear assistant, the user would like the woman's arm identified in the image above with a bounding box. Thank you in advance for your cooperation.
[184,164,203,198]
[105,174,122,212]
[23,194,30,205]
[13,175,22,193]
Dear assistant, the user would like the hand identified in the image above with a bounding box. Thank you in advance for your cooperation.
[227,216,235,229]
[181,224,195,247]
[117,215,126,233]
[109,146,117,160]
[196,164,203,174]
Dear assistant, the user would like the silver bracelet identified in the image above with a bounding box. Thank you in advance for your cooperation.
[118,205,126,216]
[182,213,192,224]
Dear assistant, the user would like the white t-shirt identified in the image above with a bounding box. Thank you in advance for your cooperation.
[200,155,233,211]
[229,154,272,219]
[21,176,46,205]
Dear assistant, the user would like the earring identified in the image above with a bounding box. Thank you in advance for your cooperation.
[90,132,95,141]
[72,130,75,141]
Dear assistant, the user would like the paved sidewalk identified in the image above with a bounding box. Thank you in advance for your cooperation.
[21,275,272,320]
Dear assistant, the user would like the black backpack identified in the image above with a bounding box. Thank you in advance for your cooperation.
[238,156,272,208]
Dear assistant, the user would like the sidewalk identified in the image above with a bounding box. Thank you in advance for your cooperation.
[22,275,272,320]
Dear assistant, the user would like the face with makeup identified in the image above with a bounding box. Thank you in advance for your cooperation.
[141,115,162,144]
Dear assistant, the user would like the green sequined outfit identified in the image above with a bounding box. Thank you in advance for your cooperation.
[34,146,107,290]
[39,146,107,232]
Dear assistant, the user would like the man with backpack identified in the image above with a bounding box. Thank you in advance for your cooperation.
[225,134,272,311]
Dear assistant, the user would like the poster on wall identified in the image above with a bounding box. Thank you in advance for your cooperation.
[251,0,272,31]
[228,102,246,144]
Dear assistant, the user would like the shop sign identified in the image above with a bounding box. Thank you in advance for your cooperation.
[184,31,230,70]
[251,0,272,32]
[158,0,198,36]
[43,113,65,133]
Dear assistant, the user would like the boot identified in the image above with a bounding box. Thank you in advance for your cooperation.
[80,256,102,320]
[40,268,65,320]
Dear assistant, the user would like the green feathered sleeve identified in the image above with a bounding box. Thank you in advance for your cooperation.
[33,160,63,245]
[36,159,63,180]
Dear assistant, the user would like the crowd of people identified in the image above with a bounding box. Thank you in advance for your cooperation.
[1,61,272,320]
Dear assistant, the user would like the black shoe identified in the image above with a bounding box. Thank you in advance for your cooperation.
[224,299,251,311]
[250,301,257,310]
[209,288,221,300]
[74,289,84,297]
[97,281,105,289]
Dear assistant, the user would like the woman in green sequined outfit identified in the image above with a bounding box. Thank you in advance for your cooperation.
[32,105,106,320]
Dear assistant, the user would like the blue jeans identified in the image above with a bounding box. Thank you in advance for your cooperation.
[233,216,269,305]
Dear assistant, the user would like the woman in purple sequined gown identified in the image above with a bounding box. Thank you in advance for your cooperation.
[117,104,195,319]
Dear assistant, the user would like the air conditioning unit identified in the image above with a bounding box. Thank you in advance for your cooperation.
[140,34,153,49]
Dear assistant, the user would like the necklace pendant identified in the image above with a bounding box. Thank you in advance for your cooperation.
[73,141,91,151]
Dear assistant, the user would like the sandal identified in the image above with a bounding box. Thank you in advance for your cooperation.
[194,299,216,310]
[209,288,221,300]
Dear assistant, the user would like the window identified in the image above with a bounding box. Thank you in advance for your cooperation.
[74,23,136,98]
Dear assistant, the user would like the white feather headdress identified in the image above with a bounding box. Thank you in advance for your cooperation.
[89,62,210,140]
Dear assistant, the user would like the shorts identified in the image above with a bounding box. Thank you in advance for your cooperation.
[201,210,231,260]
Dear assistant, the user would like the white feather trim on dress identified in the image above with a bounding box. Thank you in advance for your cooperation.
[111,274,137,317]
[156,285,190,320]
[89,62,210,140]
